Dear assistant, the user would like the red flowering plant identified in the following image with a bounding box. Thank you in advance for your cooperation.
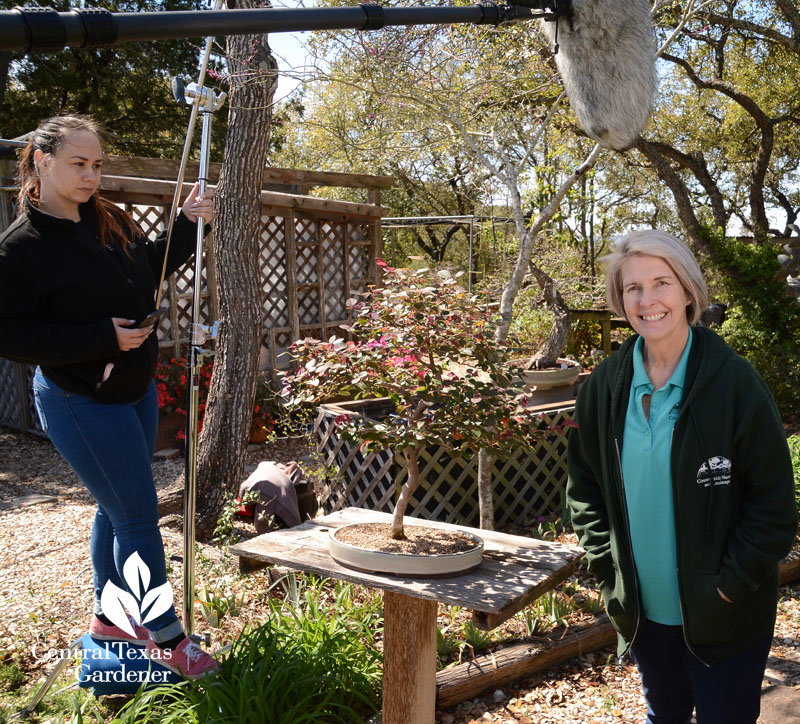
[155,359,278,444]
[154,357,214,442]
[284,261,555,540]
[251,373,279,441]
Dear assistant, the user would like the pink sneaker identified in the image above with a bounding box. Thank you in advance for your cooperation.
[145,637,219,679]
[89,614,150,646]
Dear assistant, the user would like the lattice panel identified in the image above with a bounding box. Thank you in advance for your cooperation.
[130,205,164,238]
[295,241,319,286]
[24,365,42,433]
[315,400,575,527]
[315,409,396,515]
[0,358,21,429]
[297,288,321,328]
[295,216,317,244]
[0,361,42,434]
[348,244,371,282]
[404,447,481,525]
[493,408,573,525]
[260,216,289,328]
[321,221,346,323]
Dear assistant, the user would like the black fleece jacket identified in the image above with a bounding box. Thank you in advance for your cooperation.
[567,327,797,665]
[0,198,199,404]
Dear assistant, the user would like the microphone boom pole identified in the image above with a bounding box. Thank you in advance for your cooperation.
[0,2,566,53]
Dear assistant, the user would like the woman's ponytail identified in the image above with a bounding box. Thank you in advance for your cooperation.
[16,141,41,209]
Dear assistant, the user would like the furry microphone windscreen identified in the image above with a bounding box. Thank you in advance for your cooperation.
[539,0,658,151]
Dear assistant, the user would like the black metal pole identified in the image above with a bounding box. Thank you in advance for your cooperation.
[0,3,550,53]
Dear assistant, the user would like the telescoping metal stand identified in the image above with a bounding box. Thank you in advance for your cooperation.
[171,76,225,640]
[158,0,227,640]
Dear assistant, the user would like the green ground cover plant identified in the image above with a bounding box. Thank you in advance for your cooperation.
[788,435,800,514]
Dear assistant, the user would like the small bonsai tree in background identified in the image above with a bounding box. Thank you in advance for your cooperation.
[284,261,557,540]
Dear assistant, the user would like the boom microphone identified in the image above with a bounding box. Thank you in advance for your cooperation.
[538,0,657,151]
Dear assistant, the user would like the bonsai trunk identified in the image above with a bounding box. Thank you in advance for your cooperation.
[391,445,423,539]
[526,262,571,370]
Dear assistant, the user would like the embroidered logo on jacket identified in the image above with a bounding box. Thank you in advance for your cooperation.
[696,456,732,487]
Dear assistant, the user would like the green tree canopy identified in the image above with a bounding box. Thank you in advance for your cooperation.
[1,0,227,159]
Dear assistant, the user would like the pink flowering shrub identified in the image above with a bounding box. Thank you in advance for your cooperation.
[285,262,552,538]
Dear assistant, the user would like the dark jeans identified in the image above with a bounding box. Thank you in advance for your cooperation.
[33,369,180,634]
[629,618,772,724]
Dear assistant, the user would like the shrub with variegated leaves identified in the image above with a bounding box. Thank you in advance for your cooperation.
[285,261,554,539]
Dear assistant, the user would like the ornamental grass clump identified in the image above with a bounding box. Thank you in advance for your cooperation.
[112,579,382,723]
[286,262,556,539]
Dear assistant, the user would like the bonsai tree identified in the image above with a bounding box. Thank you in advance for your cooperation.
[284,261,558,539]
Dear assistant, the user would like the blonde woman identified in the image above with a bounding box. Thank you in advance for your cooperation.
[567,230,797,723]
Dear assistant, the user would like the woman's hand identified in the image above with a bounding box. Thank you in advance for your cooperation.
[112,317,153,351]
[181,182,214,224]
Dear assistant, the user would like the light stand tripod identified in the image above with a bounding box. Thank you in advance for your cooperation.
[170,77,226,639]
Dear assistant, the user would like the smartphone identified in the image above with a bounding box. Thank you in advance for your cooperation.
[137,307,168,328]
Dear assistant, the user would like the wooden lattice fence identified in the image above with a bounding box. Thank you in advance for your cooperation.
[0,157,392,434]
[314,398,575,527]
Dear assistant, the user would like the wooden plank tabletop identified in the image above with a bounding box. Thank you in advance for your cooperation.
[231,507,584,630]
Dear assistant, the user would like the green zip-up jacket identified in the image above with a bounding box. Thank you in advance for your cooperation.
[567,326,797,666]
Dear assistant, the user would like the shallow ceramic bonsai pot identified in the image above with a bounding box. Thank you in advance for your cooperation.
[512,357,582,390]
[329,523,484,576]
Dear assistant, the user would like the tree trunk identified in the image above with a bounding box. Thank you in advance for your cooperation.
[494,144,601,345]
[526,262,571,369]
[392,446,422,540]
[477,449,494,530]
[158,1,278,537]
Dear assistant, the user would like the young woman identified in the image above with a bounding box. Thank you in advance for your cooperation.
[0,115,218,679]
[567,230,797,723]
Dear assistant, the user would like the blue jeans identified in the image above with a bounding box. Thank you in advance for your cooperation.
[33,369,181,635]
[629,618,772,724]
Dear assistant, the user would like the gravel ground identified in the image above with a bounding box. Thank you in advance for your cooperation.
[1,424,798,723]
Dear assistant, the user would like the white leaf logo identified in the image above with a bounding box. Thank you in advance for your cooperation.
[123,552,150,600]
[141,582,174,625]
[98,552,174,637]
[100,581,140,636]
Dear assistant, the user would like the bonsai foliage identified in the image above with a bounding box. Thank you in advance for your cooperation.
[285,261,554,539]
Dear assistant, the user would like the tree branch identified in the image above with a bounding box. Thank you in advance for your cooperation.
[701,11,800,55]
[495,144,601,344]
[774,0,800,35]
[636,139,706,252]
[644,140,728,230]
[661,52,774,235]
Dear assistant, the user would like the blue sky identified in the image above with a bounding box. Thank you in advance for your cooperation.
[267,0,312,98]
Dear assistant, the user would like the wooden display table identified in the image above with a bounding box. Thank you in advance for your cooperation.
[230,507,584,724]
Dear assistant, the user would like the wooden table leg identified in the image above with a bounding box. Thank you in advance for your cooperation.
[382,591,438,724]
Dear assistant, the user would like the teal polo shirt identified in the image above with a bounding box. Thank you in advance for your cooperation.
[621,329,692,625]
